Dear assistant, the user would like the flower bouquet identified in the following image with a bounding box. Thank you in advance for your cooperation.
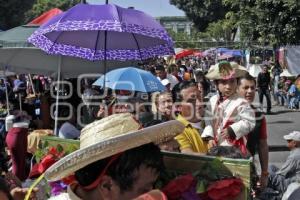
[158,151,252,200]
[25,136,79,199]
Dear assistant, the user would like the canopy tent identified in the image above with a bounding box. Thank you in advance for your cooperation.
[0,25,38,47]
[28,8,63,25]
[0,47,137,78]
[193,51,203,57]
[0,8,63,48]
[175,49,195,59]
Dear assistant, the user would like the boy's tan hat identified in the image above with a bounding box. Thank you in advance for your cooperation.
[206,61,248,80]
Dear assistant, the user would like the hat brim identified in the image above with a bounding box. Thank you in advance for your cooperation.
[205,62,248,80]
[206,68,247,80]
[45,120,184,181]
[283,135,293,140]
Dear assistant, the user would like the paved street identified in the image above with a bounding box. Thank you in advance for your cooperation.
[253,94,300,167]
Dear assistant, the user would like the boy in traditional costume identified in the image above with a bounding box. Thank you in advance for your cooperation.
[206,61,256,155]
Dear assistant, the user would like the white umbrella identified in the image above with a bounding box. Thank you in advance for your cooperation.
[0,47,137,78]
[248,64,262,78]
[0,46,138,134]
[280,69,296,77]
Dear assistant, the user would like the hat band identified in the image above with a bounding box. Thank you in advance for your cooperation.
[222,70,236,80]
[82,153,122,190]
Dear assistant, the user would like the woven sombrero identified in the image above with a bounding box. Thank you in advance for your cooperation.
[45,113,184,181]
[205,61,248,80]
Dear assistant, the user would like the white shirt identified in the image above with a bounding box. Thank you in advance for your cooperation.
[157,74,179,89]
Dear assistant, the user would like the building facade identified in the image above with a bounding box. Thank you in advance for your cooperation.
[156,16,194,35]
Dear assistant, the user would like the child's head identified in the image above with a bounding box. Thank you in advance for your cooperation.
[283,131,300,150]
[206,61,247,97]
[207,146,244,159]
[216,78,237,97]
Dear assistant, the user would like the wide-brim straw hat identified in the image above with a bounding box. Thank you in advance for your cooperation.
[45,113,184,181]
[205,61,248,80]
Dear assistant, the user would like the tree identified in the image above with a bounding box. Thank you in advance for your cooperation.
[0,0,35,30]
[224,0,300,46]
[205,19,235,42]
[255,0,300,46]
[169,0,229,31]
[24,0,80,23]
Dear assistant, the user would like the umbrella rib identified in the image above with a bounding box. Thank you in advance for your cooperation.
[132,33,143,61]
[94,30,100,59]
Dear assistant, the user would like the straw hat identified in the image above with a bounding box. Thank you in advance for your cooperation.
[205,61,247,80]
[45,113,184,181]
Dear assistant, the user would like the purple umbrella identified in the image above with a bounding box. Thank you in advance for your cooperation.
[27,3,174,135]
[28,3,174,61]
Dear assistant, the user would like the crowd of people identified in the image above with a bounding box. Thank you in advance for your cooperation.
[0,58,299,200]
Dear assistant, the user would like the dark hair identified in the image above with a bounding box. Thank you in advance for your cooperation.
[207,146,244,159]
[238,73,256,86]
[194,71,210,96]
[75,143,163,192]
[0,178,13,200]
[155,65,165,71]
[172,80,197,102]
[167,64,178,74]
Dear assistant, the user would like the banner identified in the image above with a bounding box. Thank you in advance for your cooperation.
[286,46,300,75]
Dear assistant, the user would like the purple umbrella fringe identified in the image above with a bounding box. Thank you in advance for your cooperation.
[35,20,173,45]
[29,33,174,61]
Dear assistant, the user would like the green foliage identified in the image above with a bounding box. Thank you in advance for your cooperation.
[171,0,300,46]
[24,0,80,23]
[205,19,235,41]
[224,0,300,46]
[255,0,300,46]
[168,29,200,48]
[170,0,229,31]
[0,0,35,30]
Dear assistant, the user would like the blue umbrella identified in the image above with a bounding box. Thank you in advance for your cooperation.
[93,67,165,92]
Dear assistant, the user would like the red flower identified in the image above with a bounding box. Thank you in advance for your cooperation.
[162,174,196,200]
[62,175,76,185]
[207,178,243,200]
[48,147,59,156]
[48,147,64,158]
[38,154,57,172]
[29,154,57,178]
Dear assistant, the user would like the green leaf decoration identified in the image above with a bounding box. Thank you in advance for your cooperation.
[196,180,206,193]
[43,141,49,149]
[56,144,64,153]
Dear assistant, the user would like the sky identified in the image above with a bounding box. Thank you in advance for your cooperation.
[87,0,185,17]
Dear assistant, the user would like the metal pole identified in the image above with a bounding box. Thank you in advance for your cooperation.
[54,55,62,136]
[4,78,9,115]
[28,74,36,96]
[106,0,108,4]
[19,94,22,111]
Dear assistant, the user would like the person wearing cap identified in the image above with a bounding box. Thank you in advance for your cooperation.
[237,73,269,189]
[267,131,300,197]
[206,61,255,155]
[47,113,184,200]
